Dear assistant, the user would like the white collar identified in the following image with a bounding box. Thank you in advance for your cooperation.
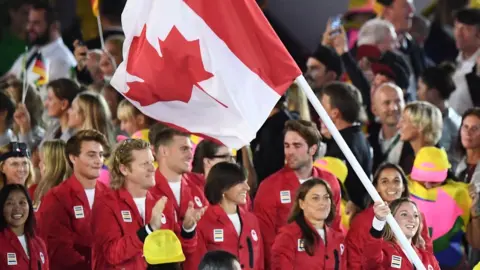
[456,48,480,63]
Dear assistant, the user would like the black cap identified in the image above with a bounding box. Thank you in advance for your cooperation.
[311,44,344,78]
[372,51,410,89]
[376,0,394,7]
[454,8,480,26]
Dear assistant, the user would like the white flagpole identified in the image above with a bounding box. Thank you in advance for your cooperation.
[96,13,105,50]
[21,46,28,104]
[295,75,426,270]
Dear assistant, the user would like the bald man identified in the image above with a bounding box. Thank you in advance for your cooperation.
[368,82,408,171]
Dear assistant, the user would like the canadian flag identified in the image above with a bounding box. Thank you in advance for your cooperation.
[111,0,301,148]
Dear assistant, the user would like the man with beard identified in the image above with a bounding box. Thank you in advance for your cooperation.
[3,2,76,90]
[253,120,341,269]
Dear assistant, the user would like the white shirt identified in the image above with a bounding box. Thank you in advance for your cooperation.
[316,228,325,243]
[85,189,95,209]
[299,178,311,185]
[8,37,76,98]
[133,197,146,222]
[378,131,403,165]
[228,213,242,235]
[17,235,29,258]
[450,49,480,115]
[168,182,182,206]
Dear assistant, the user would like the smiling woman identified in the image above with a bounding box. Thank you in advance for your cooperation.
[0,184,49,269]
[0,142,34,190]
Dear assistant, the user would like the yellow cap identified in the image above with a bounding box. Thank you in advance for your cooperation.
[473,262,480,270]
[314,157,348,184]
[143,230,185,265]
[411,147,450,183]
[471,0,480,8]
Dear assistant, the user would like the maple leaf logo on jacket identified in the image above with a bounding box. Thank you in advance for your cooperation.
[126,25,223,107]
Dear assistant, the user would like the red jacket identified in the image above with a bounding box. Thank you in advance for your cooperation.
[184,172,253,211]
[91,188,196,269]
[363,230,440,270]
[271,219,346,270]
[38,174,108,270]
[0,228,49,270]
[184,205,264,270]
[150,170,209,226]
[253,167,342,269]
[346,205,433,269]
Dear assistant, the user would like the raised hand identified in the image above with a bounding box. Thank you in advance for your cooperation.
[182,201,207,230]
[373,201,390,221]
[149,196,168,230]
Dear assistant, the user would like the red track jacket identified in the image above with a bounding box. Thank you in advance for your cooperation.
[150,170,209,225]
[91,188,196,269]
[38,174,108,270]
[363,228,440,270]
[253,166,342,269]
[184,205,264,270]
[0,228,49,270]
[271,219,346,270]
[346,205,433,269]
[184,172,253,212]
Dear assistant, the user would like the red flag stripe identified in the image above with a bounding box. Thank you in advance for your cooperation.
[184,0,301,95]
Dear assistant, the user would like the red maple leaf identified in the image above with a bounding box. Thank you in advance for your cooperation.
[125,25,223,107]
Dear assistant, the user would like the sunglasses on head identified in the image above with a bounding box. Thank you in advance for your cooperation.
[0,142,30,162]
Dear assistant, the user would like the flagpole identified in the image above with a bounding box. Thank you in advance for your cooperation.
[21,46,28,104]
[96,13,105,50]
[295,75,427,270]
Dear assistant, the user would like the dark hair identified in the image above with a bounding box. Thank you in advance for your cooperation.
[318,82,362,123]
[455,107,480,157]
[31,1,58,25]
[0,184,36,237]
[0,91,15,127]
[198,250,239,270]
[147,263,181,270]
[149,125,189,151]
[283,120,321,159]
[192,140,223,174]
[99,0,127,24]
[288,178,335,256]
[420,62,456,100]
[47,78,83,107]
[65,129,109,167]
[204,162,246,205]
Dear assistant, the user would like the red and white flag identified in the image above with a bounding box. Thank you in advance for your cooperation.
[111,0,301,148]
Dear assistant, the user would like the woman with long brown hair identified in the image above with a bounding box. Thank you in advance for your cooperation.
[271,178,345,269]
[364,198,440,269]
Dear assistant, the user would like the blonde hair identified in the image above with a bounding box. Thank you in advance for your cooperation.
[33,140,71,204]
[74,92,115,146]
[0,144,34,189]
[117,99,140,121]
[403,101,443,145]
[109,139,151,190]
[383,198,422,246]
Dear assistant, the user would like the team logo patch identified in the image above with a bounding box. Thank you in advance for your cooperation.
[251,230,258,241]
[280,190,291,204]
[121,210,132,222]
[297,239,305,252]
[40,252,45,264]
[427,265,433,270]
[213,229,224,242]
[73,205,85,219]
[7,253,17,265]
[391,255,402,269]
[340,244,345,255]
[194,196,203,207]
[161,213,167,224]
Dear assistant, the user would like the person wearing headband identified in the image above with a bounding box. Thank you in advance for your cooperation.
[0,142,33,190]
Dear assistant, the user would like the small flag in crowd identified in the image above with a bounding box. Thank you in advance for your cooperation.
[111,0,301,149]
[32,57,48,86]
[91,0,99,17]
